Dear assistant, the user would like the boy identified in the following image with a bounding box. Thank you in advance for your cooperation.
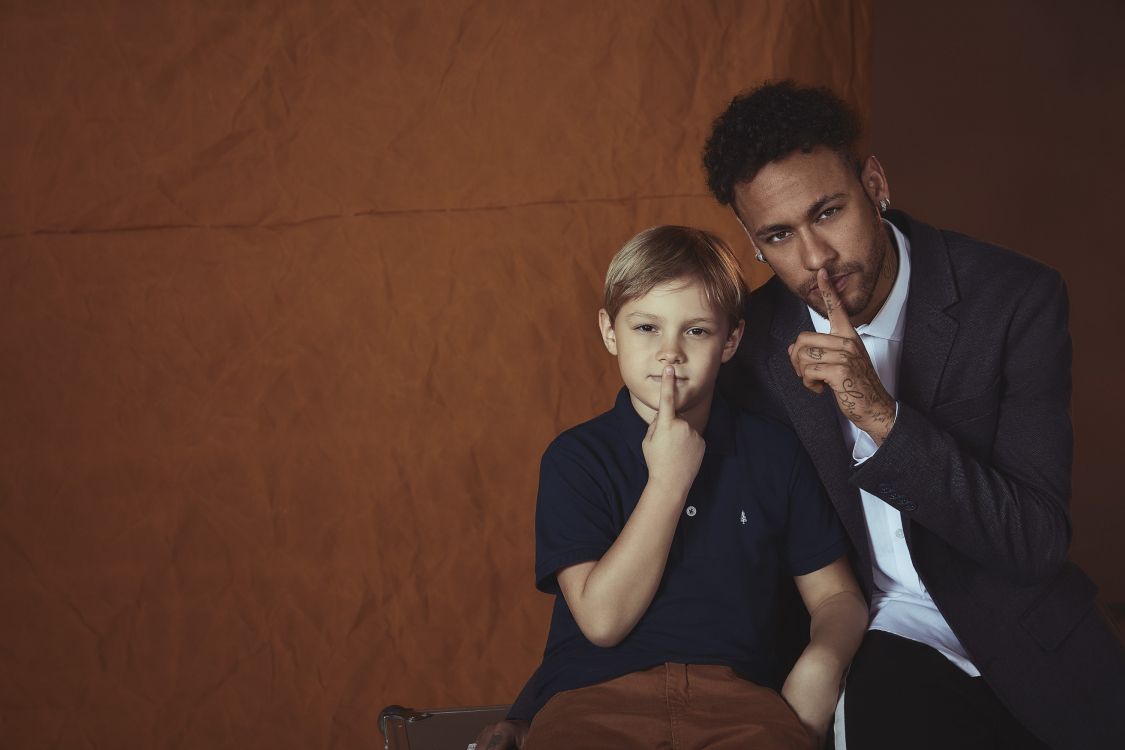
[502,225,867,750]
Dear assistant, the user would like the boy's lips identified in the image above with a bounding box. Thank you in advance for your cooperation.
[648,375,688,382]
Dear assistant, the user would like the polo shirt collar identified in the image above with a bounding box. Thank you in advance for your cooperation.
[612,387,737,457]
[808,219,911,342]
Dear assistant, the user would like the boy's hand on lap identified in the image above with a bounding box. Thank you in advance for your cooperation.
[642,366,704,494]
[472,720,527,750]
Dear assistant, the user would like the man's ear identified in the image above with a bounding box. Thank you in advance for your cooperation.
[721,319,745,363]
[598,309,618,355]
[860,155,890,206]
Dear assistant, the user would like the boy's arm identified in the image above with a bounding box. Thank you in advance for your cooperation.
[782,556,867,745]
[557,367,703,648]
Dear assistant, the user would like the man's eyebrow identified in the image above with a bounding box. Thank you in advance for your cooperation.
[753,193,848,238]
[806,193,847,221]
[755,222,790,239]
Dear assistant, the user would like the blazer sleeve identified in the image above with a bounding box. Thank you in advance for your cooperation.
[852,265,1072,583]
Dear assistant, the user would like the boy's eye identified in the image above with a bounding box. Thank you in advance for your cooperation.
[634,323,657,333]
[686,327,710,336]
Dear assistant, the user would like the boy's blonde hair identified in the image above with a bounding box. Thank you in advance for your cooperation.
[603,225,748,330]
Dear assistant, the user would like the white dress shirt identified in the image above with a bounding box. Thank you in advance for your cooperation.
[808,220,979,676]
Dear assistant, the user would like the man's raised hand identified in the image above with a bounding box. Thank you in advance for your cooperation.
[787,268,897,444]
[641,366,705,493]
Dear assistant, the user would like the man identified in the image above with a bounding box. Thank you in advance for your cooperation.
[702,81,1125,748]
[478,81,1125,749]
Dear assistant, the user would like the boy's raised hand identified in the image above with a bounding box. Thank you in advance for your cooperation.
[641,366,705,493]
[787,267,896,444]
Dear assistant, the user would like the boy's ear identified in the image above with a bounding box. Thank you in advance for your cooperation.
[720,319,745,363]
[598,309,618,355]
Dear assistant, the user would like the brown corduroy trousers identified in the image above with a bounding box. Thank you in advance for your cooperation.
[523,663,816,750]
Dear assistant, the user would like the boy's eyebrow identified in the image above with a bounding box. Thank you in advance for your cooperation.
[624,311,718,326]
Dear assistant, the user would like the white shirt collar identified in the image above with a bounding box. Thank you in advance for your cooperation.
[809,219,911,341]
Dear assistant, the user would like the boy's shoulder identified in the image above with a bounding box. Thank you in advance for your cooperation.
[542,390,805,470]
[719,395,806,463]
[543,389,638,465]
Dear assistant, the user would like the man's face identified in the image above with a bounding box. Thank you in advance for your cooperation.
[733,148,894,325]
[599,277,743,426]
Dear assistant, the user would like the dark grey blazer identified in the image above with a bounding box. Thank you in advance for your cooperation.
[720,210,1125,748]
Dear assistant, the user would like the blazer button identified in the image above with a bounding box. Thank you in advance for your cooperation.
[879,483,892,493]
[902,501,918,512]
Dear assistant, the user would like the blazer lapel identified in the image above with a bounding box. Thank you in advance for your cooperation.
[765,290,869,546]
[892,212,960,412]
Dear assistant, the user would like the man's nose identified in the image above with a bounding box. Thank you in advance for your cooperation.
[799,228,838,270]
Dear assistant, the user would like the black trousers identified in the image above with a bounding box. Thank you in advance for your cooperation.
[841,630,1048,749]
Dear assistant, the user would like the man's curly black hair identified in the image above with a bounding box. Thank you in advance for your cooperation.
[702,80,862,207]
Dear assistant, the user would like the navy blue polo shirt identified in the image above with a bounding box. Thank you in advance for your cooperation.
[526,387,848,719]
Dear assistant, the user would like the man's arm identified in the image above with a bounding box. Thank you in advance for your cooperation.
[557,367,703,647]
[853,265,1072,581]
[782,556,868,746]
[791,265,1072,582]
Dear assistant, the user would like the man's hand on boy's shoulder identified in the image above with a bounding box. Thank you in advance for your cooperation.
[472,719,528,750]
[642,366,705,492]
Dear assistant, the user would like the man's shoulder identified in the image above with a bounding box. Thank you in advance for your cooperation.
[903,212,1062,289]
[739,276,792,349]
[746,274,790,307]
[944,229,1056,278]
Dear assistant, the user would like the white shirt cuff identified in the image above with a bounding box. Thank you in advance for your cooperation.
[852,402,900,465]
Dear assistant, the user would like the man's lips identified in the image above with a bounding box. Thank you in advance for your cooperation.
[830,272,853,293]
[806,272,853,298]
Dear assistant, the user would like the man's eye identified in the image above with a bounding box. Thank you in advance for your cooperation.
[765,231,791,244]
[817,206,841,221]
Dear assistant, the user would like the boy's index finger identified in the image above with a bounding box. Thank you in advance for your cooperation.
[816,267,856,338]
[657,365,677,422]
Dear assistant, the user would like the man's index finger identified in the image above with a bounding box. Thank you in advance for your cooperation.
[816,267,854,337]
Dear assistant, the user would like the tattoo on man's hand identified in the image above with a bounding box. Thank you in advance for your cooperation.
[835,378,865,416]
[808,347,824,360]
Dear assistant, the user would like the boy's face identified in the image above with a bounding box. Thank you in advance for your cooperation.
[599,277,743,427]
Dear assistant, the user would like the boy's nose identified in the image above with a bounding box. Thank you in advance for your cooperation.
[657,346,684,365]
